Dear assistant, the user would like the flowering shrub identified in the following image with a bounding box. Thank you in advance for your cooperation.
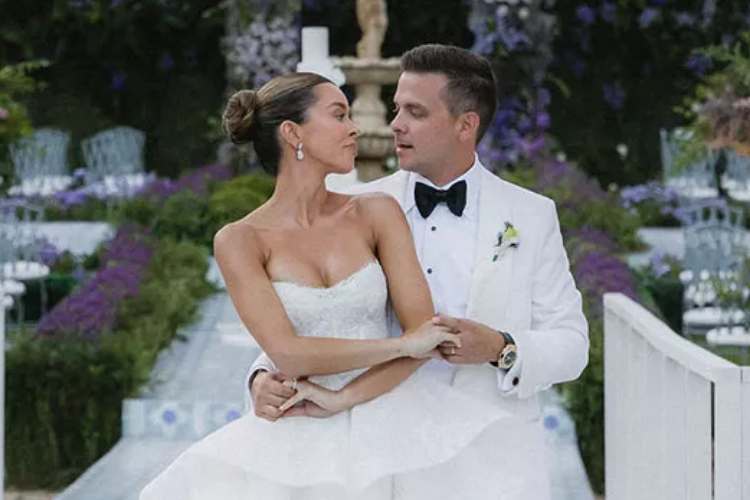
[36,225,153,338]
[619,181,682,226]
[1,2,226,178]
[7,236,212,487]
[224,15,300,89]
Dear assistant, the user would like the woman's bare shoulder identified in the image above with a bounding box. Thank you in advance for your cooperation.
[213,208,270,261]
[351,191,404,222]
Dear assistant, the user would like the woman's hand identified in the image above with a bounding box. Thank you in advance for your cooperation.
[278,380,350,417]
[400,318,460,359]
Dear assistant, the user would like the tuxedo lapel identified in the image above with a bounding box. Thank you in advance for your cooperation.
[466,168,515,328]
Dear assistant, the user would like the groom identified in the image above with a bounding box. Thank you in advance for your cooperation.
[246,44,588,499]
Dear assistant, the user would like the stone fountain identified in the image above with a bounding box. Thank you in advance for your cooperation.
[331,0,401,182]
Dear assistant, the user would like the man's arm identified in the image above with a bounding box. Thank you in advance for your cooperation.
[496,200,589,399]
[243,351,276,414]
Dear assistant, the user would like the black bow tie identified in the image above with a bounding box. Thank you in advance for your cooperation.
[414,180,467,218]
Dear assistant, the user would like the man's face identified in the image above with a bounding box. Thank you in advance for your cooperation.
[390,72,461,179]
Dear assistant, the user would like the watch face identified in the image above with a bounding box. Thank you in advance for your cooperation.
[502,350,517,368]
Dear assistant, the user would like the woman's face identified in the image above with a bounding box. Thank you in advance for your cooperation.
[299,83,359,174]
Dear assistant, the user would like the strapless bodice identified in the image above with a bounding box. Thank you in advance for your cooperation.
[272,260,388,389]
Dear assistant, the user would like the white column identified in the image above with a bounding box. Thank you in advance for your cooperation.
[297,27,345,86]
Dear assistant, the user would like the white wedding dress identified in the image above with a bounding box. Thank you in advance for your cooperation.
[140,261,515,499]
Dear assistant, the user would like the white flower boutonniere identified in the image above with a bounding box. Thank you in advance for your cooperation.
[492,222,520,262]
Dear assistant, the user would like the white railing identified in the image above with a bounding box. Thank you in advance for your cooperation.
[1,291,5,500]
[604,293,750,500]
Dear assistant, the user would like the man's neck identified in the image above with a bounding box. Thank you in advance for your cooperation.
[421,154,476,187]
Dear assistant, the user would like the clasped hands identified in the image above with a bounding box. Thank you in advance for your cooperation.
[251,314,503,422]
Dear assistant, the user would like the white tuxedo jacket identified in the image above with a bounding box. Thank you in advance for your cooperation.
[244,164,589,422]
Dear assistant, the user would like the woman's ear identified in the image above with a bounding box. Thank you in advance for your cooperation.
[279,120,302,148]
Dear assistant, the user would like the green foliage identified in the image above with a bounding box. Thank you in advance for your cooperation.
[0,60,47,183]
[5,237,212,488]
[0,1,226,178]
[17,273,79,323]
[206,173,275,236]
[677,31,750,167]
[549,2,750,186]
[154,190,211,245]
[559,198,643,251]
[632,265,684,334]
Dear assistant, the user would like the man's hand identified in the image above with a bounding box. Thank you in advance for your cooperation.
[433,315,504,365]
[250,371,297,421]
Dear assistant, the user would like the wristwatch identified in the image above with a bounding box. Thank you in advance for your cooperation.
[491,330,517,370]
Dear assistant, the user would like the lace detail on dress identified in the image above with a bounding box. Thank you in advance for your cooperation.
[272,260,388,390]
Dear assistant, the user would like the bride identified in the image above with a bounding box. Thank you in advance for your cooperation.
[140,73,512,499]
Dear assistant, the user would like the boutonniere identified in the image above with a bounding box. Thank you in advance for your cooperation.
[492,222,520,262]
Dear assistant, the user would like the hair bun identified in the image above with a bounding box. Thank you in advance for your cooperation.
[222,89,258,144]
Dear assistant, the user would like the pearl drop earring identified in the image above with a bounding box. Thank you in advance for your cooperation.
[296,143,304,161]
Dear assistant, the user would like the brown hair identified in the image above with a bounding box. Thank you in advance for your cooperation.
[401,44,497,143]
[222,73,332,175]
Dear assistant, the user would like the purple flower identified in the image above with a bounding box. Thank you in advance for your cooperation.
[649,251,671,278]
[602,82,625,110]
[111,70,127,92]
[567,227,618,254]
[159,53,175,72]
[576,5,596,25]
[685,53,713,76]
[569,56,586,78]
[37,226,153,339]
[638,8,660,29]
[535,111,551,129]
[600,2,617,23]
[38,240,61,267]
[0,107,8,120]
[54,189,89,208]
[573,250,638,302]
[674,11,696,27]
[497,22,531,52]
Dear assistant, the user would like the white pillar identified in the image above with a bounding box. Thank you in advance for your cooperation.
[297,27,345,86]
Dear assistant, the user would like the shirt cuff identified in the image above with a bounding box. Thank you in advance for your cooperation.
[243,367,268,414]
[497,351,523,396]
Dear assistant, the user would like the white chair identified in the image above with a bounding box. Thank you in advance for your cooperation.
[723,148,750,202]
[681,221,746,336]
[81,126,149,199]
[660,128,718,199]
[8,128,73,197]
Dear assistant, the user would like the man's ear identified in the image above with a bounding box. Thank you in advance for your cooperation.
[456,111,481,144]
[279,120,303,149]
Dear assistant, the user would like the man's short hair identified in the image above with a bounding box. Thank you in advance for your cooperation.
[401,44,497,143]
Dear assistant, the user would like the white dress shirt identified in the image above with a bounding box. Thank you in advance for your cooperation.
[401,157,522,391]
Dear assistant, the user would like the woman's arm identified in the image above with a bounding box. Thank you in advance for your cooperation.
[213,221,453,379]
[330,194,442,408]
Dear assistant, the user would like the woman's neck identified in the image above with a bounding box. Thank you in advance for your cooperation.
[267,160,329,227]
